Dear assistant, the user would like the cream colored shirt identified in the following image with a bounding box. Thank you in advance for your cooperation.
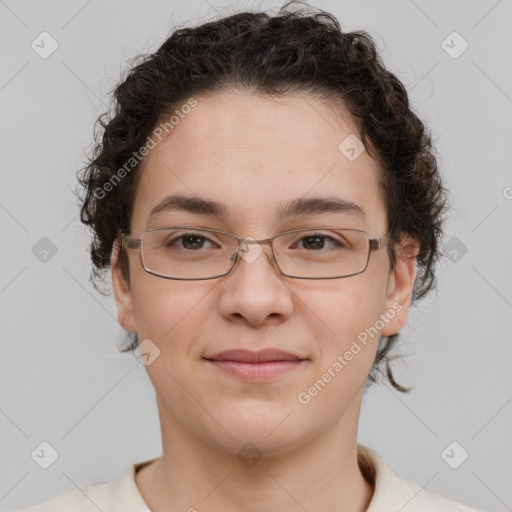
[18,444,483,511]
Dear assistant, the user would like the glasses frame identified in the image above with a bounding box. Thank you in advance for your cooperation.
[121,226,390,281]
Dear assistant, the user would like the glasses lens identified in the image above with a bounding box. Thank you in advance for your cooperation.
[138,227,371,280]
[140,228,237,279]
[273,228,370,278]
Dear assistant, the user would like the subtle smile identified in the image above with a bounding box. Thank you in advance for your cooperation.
[204,349,307,381]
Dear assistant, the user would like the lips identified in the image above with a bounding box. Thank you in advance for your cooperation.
[205,349,304,363]
[204,349,306,380]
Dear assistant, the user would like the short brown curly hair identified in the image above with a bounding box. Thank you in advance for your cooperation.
[77,1,448,393]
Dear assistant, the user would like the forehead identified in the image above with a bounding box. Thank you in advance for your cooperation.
[131,91,386,233]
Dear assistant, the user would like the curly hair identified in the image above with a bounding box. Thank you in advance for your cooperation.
[77,1,448,393]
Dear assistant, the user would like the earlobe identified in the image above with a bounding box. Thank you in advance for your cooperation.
[111,238,138,333]
[380,236,420,337]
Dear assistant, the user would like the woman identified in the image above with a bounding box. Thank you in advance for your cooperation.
[20,2,483,510]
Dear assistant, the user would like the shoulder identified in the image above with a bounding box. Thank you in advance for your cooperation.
[17,461,155,512]
[382,474,484,512]
[358,444,485,512]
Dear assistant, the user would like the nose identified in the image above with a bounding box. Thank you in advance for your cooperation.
[217,240,294,326]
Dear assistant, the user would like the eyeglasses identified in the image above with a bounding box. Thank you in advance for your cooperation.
[121,226,389,280]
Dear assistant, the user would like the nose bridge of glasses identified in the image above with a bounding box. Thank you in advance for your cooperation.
[232,236,275,265]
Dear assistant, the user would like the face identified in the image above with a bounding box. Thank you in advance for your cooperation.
[112,90,418,457]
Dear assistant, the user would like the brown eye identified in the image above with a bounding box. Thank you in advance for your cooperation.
[165,233,216,250]
[293,234,343,250]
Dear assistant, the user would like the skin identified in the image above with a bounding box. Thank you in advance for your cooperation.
[112,90,419,512]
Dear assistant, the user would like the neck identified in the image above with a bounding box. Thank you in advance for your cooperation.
[136,396,374,511]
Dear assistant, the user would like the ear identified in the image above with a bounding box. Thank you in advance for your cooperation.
[111,237,137,333]
[380,235,420,337]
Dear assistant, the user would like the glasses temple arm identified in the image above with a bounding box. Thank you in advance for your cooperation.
[121,234,141,250]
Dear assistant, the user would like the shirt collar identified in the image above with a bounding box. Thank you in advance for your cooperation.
[118,444,447,511]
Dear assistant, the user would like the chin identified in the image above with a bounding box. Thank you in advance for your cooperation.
[206,403,310,455]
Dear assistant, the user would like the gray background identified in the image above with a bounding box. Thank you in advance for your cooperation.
[1,0,511,510]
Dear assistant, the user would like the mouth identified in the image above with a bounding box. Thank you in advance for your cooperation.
[204,349,307,381]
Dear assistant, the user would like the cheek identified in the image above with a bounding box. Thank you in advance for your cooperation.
[308,272,387,335]
[302,269,390,371]
[293,278,389,416]
[129,274,216,355]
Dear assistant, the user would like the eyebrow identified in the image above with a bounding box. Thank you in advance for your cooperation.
[277,196,366,221]
[148,194,366,222]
